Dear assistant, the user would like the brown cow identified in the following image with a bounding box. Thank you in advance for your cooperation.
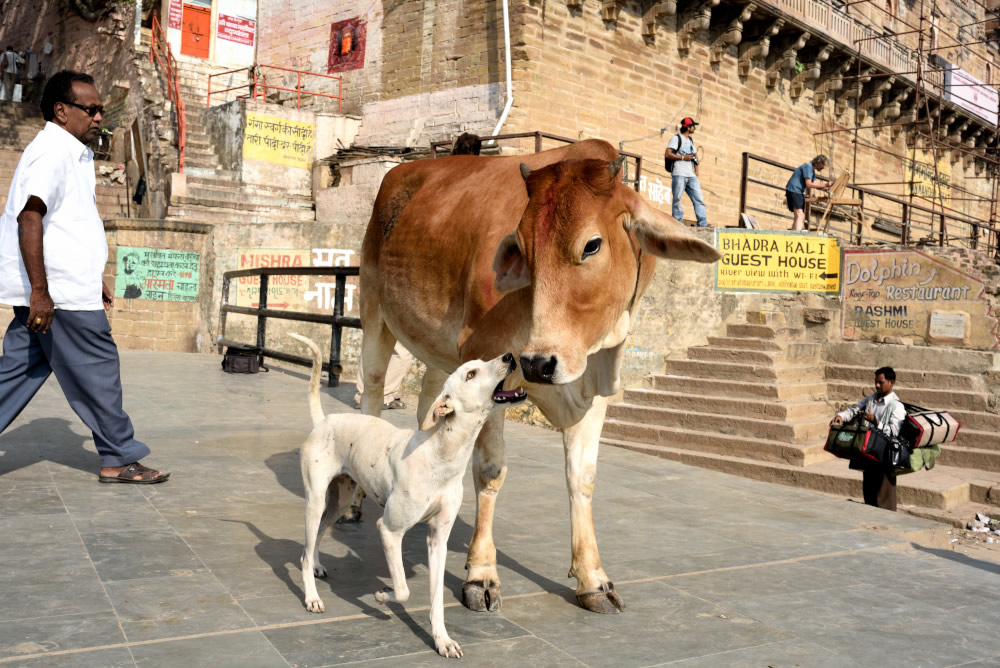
[357,138,720,614]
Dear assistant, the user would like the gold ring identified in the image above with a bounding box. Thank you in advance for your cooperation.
[34,317,42,324]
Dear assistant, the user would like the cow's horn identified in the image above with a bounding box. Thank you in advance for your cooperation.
[519,163,532,181]
[608,155,626,177]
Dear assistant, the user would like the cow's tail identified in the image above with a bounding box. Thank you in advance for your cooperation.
[289,333,325,427]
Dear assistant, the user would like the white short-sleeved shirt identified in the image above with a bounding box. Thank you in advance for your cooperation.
[668,133,697,178]
[0,122,107,310]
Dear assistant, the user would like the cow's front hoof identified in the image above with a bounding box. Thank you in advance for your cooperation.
[462,579,502,612]
[577,582,626,614]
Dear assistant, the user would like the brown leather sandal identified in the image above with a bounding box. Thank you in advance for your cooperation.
[99,462,170,484]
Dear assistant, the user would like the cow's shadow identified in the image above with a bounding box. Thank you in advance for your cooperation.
[0,418,93,477]
[264,448,568,602]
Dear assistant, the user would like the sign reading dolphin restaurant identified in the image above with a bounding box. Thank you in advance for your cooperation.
[715,230,841,295]
[841,250,998,349]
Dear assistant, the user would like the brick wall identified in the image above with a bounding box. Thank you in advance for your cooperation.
[501,1,994,228]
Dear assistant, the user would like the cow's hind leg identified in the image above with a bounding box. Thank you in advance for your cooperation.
[463,409,506,611]
[563,395,625,613]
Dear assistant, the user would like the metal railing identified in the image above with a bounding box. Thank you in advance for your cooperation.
[429,131,644,192]
[207,64,343,112]
[739,152,999,252]
[150,14,186,174]
[217,267,360,386]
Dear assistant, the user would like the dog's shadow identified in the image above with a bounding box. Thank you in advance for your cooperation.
[264,449,570,602]
[221,518,392,621]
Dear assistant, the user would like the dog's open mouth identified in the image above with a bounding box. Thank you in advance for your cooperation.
[493,380,527,404]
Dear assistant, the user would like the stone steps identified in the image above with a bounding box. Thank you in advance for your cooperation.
[624,387,832,421]
[647,374,829,401]
[663,358,822,383]
[826,363,982,391]
[827,381,989,412]
[172,193,314,213]
[166,202,315,224]
[185,186,313,209]
[600,436,1000,511]
[726,323,804,339]
[688,343,821,365]
[600,422,830,467]
[606,402,831,443]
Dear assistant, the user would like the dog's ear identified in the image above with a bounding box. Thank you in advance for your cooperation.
[420,394,454,431]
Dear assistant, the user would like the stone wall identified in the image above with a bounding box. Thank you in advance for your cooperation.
[104,219,212,352]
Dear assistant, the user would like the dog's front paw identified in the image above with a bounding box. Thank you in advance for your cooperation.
[434,635,463,659]
[313,564,328,578]
[374,587,392,604]
[305,597,325,613]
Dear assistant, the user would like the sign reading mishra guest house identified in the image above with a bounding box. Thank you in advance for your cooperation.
[841,250,998,349]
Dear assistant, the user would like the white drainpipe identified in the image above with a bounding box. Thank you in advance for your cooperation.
[489,0,512,142]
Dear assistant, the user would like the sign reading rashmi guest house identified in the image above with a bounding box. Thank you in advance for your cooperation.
[842,250,998,349]
[715,230,842,294]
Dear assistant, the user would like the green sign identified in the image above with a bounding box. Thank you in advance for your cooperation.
[115,246,200,302]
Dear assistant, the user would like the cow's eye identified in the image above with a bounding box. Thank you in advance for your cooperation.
[466,370,477,380]
[583,237,602,259]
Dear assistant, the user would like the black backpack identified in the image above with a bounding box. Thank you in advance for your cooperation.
[664,134,684,172]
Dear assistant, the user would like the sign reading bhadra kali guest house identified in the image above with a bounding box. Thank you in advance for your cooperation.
[842,250,998,349]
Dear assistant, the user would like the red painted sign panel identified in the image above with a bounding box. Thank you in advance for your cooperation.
[217,14,256,46]
[328,18,366,74]
[168,0,183,29]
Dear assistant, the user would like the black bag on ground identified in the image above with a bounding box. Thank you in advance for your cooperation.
[221,344,264,374]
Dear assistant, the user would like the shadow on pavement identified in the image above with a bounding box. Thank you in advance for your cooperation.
[0,417,92,476]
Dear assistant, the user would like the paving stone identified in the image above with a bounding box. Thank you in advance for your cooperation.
[131,631,287,667]
[0,611,125,661]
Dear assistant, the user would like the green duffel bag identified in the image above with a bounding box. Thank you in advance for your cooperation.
[825,422,881,462]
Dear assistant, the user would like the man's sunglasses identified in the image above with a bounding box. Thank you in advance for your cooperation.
[61,101,104,117]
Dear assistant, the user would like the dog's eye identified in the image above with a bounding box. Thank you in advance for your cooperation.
[583,237,601,259]
[466,370,477,380]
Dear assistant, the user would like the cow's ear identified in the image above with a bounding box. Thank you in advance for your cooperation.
[492,232,531,292]
[421,393,454,431]
[627,193,722,263]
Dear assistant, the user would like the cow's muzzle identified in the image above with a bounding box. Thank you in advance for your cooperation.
[520,354,558,384]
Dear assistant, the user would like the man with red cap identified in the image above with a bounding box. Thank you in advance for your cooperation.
[664,117,708,227]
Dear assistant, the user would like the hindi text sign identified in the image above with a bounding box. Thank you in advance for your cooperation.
[715,230,841,295]
[217,14,256,46]
[235,248,311,309]
[115,246,200,302]
[243,112,315,170]
[841,250,998,349]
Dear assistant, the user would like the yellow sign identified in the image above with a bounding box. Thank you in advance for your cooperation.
[842,250,998,349]
[715,230,841,294]
[906,150,951,203]
[243,112,314,169]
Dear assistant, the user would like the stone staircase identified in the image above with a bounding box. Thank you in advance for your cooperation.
[136,30,315,224]
[0,104,132,219]
[601,309,1000,520]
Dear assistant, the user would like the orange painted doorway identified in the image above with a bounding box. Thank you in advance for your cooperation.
[181,4,211,59]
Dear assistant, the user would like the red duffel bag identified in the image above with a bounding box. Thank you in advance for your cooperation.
[900,403,960,448]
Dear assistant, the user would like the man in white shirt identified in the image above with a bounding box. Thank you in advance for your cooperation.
[0,70,169,484]
[830,366,905,510]
[664,117,708,227]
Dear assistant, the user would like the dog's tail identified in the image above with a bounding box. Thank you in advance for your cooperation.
[288,333,325,427]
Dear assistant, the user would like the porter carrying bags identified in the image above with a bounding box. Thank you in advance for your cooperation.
[900,403,960,447]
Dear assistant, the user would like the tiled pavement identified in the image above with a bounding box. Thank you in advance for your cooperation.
[1,351,999,667]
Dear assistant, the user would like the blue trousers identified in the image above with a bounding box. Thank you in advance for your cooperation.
[0,307,149,467]
[672,175,708,227]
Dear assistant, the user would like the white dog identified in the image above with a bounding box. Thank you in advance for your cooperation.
[289,334,526,658]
